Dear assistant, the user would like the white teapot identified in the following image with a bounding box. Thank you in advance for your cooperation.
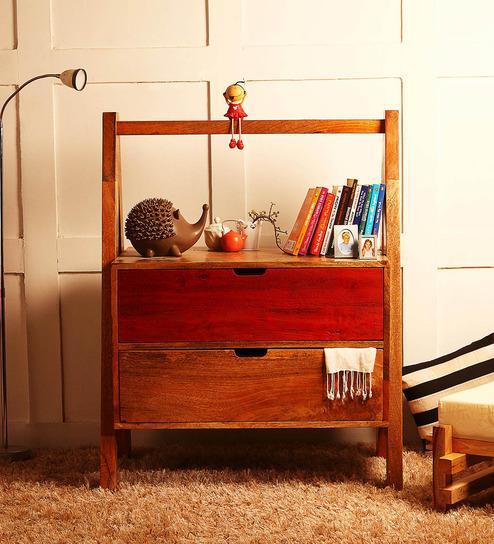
[204,217,228,251]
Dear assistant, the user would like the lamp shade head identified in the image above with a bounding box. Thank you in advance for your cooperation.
[59,69,87,91]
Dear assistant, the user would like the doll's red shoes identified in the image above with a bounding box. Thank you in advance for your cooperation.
[228,138,244,150]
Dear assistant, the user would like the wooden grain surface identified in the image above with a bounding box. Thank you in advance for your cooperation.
[113,247,388,269]
[433,424,453,510]
[381,109,403,489]
[117,267,384,343]
[438,452,468,476]
[119,349,383,424]
[101,112,119,489]
[116,119,386,136]
[119,340,384,350]
[115,421,389,430]
[452,437,494,457]
[442,465,494,506]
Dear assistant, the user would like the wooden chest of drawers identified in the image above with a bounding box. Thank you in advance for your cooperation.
[102,248,400,487]
[100,112,403,492]
[114,260,384,429]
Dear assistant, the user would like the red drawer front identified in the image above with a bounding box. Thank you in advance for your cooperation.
[118,268,383,343]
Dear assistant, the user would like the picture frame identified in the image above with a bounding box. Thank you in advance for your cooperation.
[333,225,358,258]
[358,235,377,260]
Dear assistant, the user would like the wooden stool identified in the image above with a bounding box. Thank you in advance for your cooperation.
[433,426,494,511]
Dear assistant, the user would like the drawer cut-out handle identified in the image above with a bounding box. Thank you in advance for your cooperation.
[234,348,268,358]
[233,268,267,276]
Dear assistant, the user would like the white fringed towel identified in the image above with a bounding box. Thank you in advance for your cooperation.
[324,348,377,401]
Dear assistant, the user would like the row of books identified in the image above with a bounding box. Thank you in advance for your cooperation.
[283,179,386,256]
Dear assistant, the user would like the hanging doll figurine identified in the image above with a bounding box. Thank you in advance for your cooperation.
[223,80,247,150]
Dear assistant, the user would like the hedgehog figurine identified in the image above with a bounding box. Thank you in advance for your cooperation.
[125,198,209,257]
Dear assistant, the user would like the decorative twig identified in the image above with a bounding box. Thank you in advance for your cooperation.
[248,203,288,252]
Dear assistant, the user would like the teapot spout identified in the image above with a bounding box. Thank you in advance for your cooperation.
[192,204,210,234]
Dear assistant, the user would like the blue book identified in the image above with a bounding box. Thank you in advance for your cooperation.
[372,184,386,235]
[353,185,369,226]
[358,187,373,234]
[364,184,381,235]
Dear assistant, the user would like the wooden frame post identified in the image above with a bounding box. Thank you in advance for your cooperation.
[100,112,130,489]
[433,424,453,511]
[377,110,403,489]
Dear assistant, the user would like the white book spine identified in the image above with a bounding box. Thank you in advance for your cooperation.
[320,186,342,255]
[347,184,361,224]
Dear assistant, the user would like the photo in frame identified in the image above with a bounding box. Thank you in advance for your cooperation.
[358,235,377,260]
[333,225,358,258]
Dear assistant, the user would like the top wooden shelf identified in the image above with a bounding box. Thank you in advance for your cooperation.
[116,119,385,136]
[113,247,388,269]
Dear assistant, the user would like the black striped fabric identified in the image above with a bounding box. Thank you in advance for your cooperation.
[402,333,494,439]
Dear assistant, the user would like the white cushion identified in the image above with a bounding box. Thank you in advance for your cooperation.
[439,381,494,442]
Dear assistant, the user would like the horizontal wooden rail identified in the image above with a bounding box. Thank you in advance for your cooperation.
[116,119,385,136]
[115,421,390,430]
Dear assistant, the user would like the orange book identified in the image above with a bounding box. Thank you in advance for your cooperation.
[293,187,321,255]
[308,192,335,255]
[283,188,316,255]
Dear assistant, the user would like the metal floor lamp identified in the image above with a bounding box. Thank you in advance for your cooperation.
[0,68,87,460]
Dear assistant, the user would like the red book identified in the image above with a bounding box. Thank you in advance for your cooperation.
[299,187,328,255]
[308,192,335,255]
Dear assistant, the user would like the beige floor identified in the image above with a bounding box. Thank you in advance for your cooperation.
[0,441,493,544]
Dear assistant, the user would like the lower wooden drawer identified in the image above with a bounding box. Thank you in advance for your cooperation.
[119,349,383,424]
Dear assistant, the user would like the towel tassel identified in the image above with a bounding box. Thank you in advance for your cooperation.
[326,371,374,402]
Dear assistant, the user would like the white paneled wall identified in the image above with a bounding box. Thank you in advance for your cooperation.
[436,269,494,355]
[242,0,401,46]
[1,0,492,446]
[437,79,494,268]
[59,274,101,423]
[54,82,209,241]
[435,0,494,354]
[0,0,15,50]
[51,0,208,49]
[0,86,20,239]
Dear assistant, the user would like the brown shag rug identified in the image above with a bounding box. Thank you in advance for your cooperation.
[0,442,493,544]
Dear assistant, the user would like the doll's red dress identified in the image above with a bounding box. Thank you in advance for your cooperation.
[225,103,247,119]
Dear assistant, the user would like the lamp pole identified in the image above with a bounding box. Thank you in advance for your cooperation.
[0,69,87,460]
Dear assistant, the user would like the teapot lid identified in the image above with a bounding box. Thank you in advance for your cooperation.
[205,216,224,234]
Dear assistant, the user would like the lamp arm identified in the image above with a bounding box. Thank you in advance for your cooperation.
[0,73,59,121]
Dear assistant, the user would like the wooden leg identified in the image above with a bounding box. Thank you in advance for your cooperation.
[376,428,387,457]
[386,421,403,489]
[100,432,118,490]
[433,424,453,511]
[117,429,131,458]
